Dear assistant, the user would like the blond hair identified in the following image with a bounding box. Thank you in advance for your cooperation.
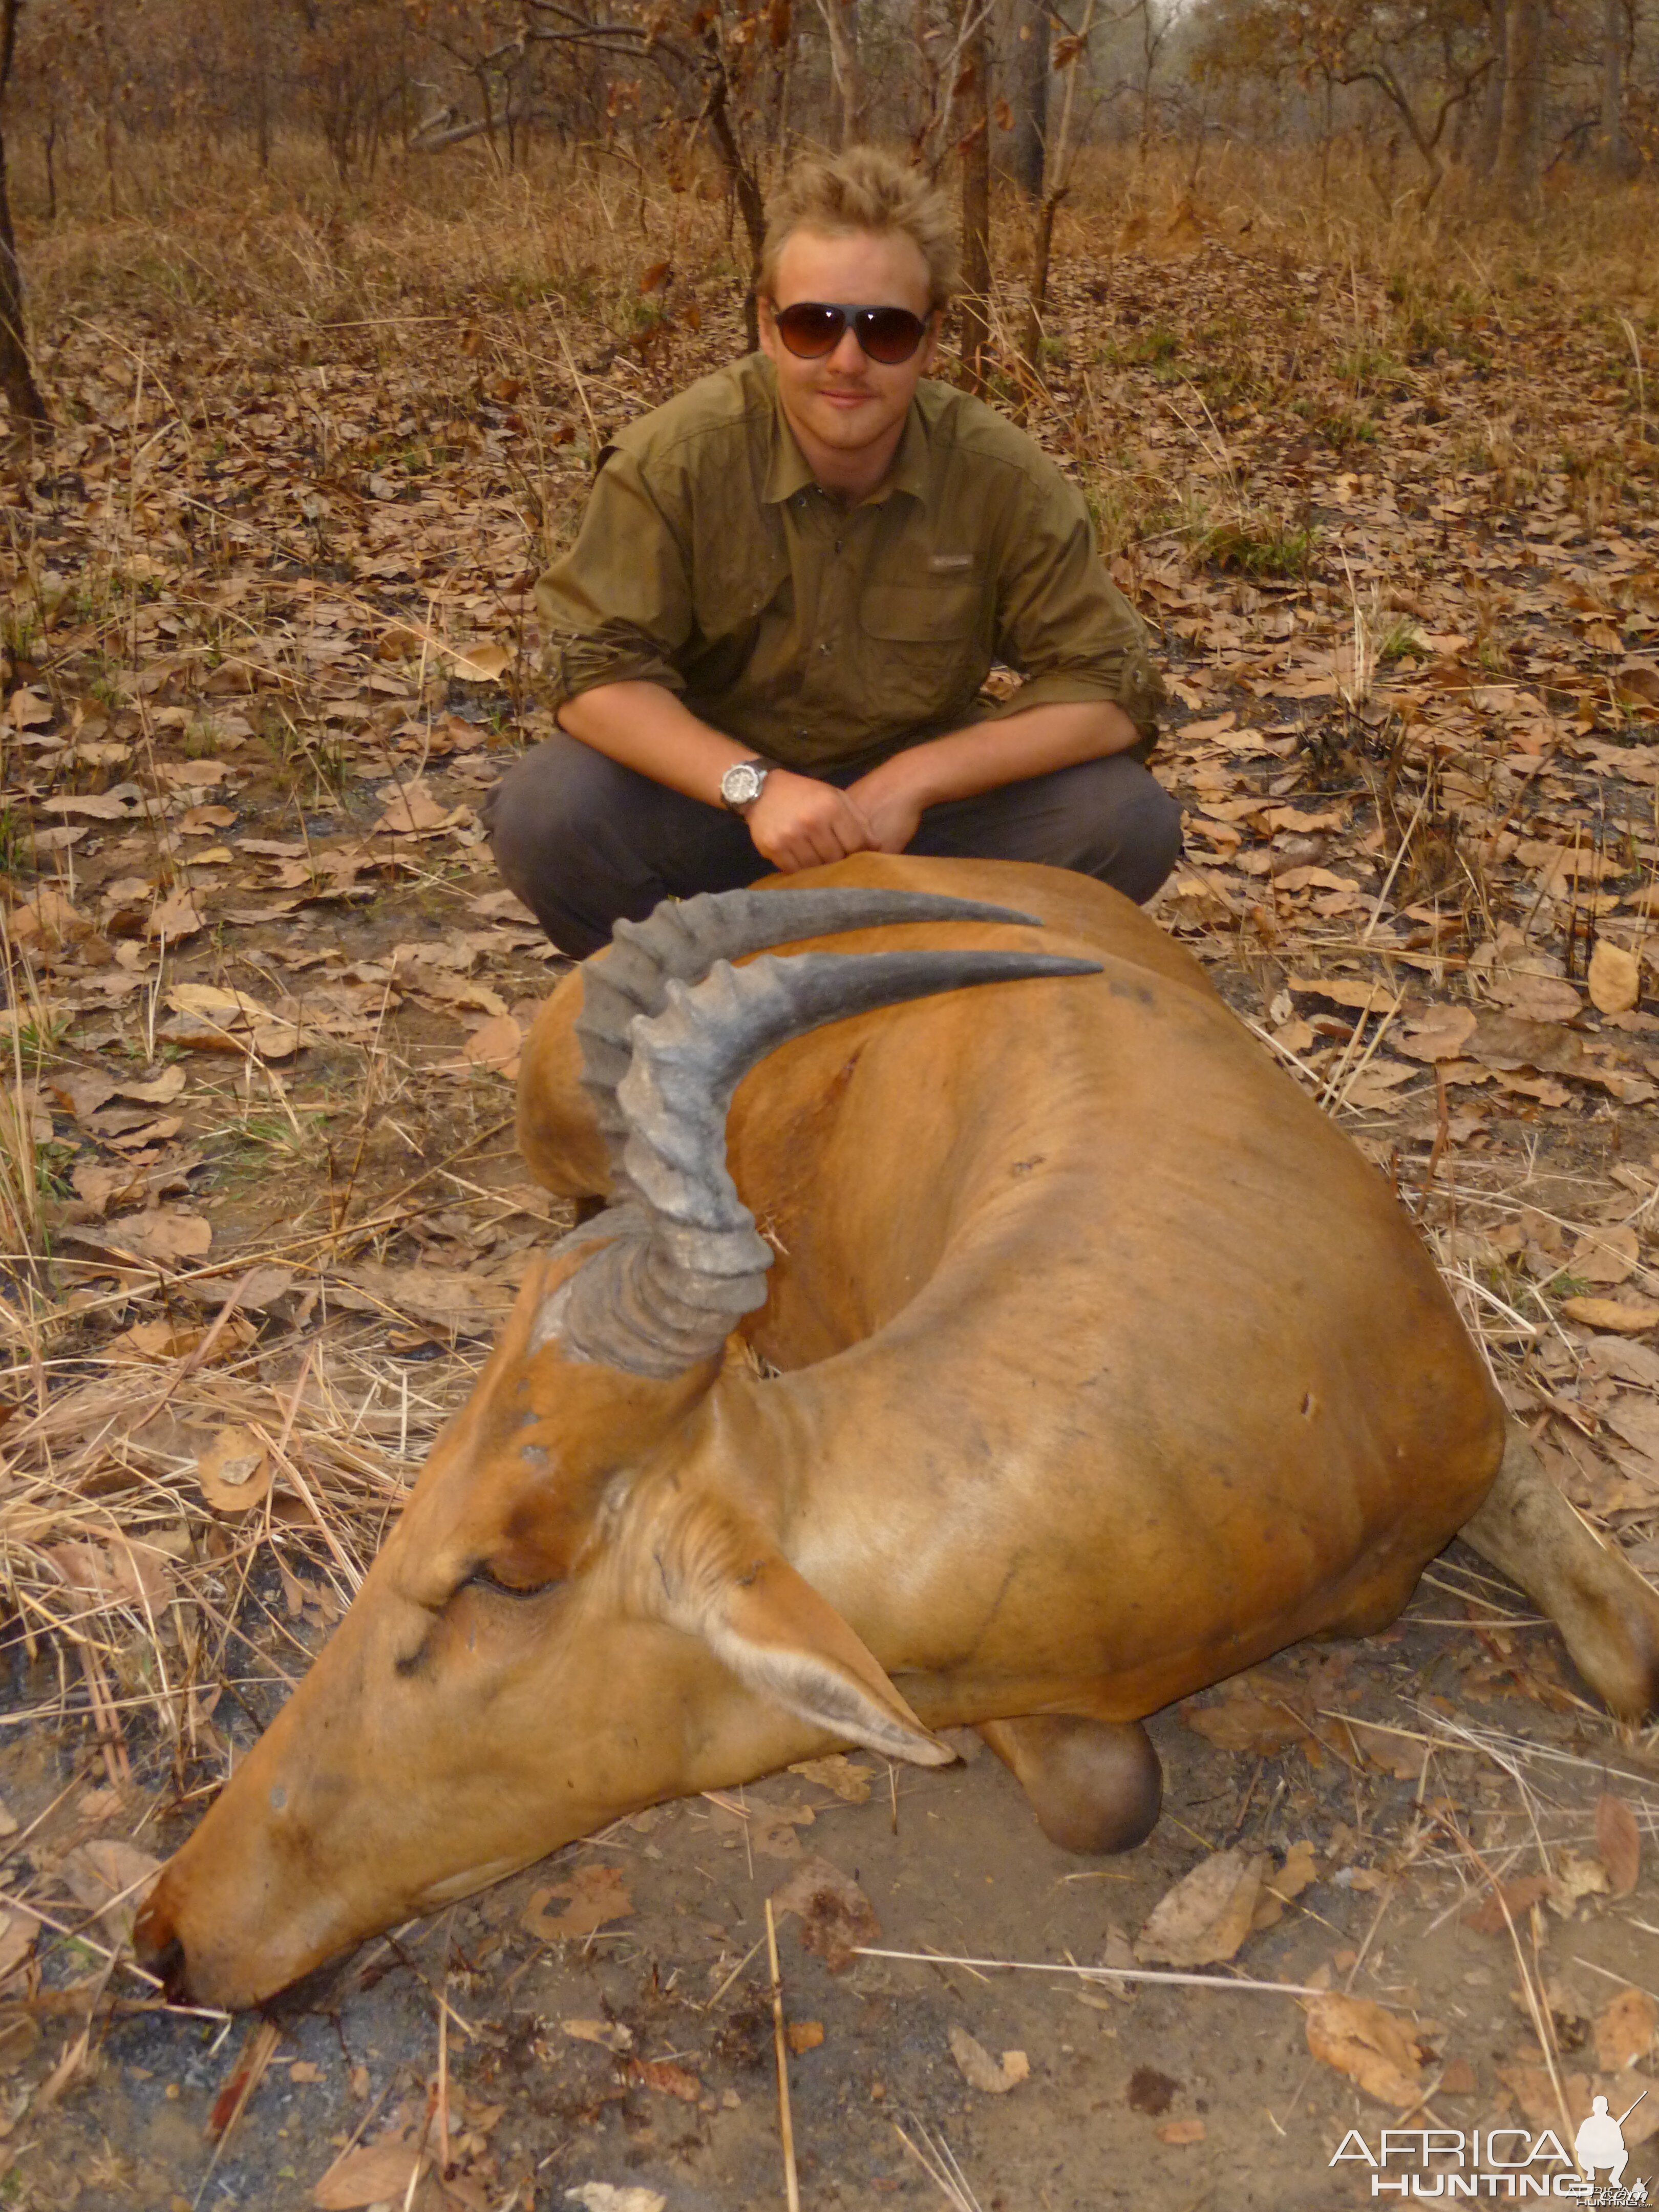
[759,146,960,310]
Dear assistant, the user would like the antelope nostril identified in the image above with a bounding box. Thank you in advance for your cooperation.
[134,1908,190,2004]
[151,1933,190,2003]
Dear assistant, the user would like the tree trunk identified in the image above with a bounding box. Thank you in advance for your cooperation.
[1005,0,1048,198]
[1018,0,1094,388]
[1494,0,1543,205]
[0,0,46,427]
[706,53,767,351]
[1136,0,1160,165]
[1600,0,1627,175]
[1474,0,1505,175]
[818,0,862,147]
[958,3,992,397]
[251,0,271,171]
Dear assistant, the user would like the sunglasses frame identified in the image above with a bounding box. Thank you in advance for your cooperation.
[769,300,933,366]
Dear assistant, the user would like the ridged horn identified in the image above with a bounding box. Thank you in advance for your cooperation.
[573,888,1045,1190]
[552,945,1101,1377]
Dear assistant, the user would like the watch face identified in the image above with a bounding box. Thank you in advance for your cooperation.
[723,762,765,808]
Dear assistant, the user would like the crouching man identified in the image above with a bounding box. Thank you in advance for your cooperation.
[485,144,1180,957]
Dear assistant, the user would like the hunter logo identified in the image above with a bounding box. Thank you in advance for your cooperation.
[1329,2117,1651,2201]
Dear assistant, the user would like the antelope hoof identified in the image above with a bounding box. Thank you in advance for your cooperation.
[977,1715,1163,1854]
[1459,1422,1659,1721]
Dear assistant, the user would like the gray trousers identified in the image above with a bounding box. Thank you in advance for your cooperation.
[483,735,1183,959]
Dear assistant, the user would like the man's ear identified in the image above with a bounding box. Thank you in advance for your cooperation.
[650,1504,954,1768]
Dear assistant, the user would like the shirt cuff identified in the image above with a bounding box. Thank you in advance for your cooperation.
[977,654,1167,744]
[543,625,688,711]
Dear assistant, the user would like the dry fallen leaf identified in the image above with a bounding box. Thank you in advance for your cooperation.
[0,1908,38,1984]
[1183,1684,1310,1755]
[46,1537,172,1613]
[196,1425,274,1515]
[628,2057,701,2102]
[1498,2064,1659,2144]
[7,687,53,729]
[1136,1848,1266,1967]
[1251,1839,1320,1930]
[1305,1992,1424,2107]
[1567,1223,1641,1287]
[522,1863,633,1940]
[373,777,462,835]
[1554,1849,1611,1904]
[947,2026,1029,2094]
[147,886,205,939]
[464,1013,523,1073]
[72,1162,137,1217]
[1590,939,1643,1015]
[312,2140,425,2209]
[770,1855,880,1972]
[1461,1874,1551,1934]
[564,2188,667,2212]
[448,639,512,682]
[1488,970,1583,1023]
[788,1754,875,1804]
[61,1840,162,1943]
[1597,1791,1642,1897]
[1562,1296,1659,1334]
[110,1317,210,1364]
[110,1207,213,1265]
[561,2018,633,2053]
[786,2019,825,2054]
[1397,1005,1479,1061]
[325,1261,515,1332]
[1594,1988,1658,2072]
[1158,2118,1206,2144]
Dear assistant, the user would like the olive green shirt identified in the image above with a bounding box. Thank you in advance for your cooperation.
[536,353,1164,779]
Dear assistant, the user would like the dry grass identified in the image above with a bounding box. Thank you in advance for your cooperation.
[1,129,1657,2071]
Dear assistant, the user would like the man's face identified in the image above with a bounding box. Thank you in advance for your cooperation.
[759,226,939,474]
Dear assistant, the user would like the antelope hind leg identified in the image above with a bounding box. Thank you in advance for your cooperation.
[1459,1420,1659,1720]
[977,1715,1162,1854]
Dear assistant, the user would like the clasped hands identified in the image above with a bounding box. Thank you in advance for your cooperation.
[743,759,924,874]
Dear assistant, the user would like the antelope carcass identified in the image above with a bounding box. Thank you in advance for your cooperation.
[137,856,1659,2009]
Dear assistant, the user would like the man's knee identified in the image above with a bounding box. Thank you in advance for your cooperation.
[482,736,653,956]
[484,737,617,891]
[1092,767,1183,904]
[1029,753,1182,904]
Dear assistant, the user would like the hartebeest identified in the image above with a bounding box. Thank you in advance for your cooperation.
[138,857,1659,2010]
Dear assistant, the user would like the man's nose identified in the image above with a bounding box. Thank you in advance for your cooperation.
[826,325,866,374]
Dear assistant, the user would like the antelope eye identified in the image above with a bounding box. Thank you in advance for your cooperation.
[462,1562,559,1601]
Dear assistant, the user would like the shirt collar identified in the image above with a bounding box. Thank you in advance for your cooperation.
[760,358,931,508]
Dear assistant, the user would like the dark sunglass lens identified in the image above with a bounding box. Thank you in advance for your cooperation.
[775,304,845,357]
[857,308,926,364]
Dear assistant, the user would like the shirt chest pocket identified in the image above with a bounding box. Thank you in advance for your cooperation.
[856,580,984,727]
[859,582,980,644]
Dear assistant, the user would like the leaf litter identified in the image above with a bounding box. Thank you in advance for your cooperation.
[2,147,1658,2207]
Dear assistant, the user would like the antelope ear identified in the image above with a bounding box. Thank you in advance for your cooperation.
[658,1525,954,1768]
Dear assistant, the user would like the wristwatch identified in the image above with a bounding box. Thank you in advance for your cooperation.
[719,757,772,814]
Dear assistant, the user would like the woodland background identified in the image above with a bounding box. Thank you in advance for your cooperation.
[0,0,1657,2208]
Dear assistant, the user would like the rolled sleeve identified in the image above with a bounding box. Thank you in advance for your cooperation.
[982,474,1166,743]
[535,447,694,710]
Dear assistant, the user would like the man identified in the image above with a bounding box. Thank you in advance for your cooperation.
[485,145,1179,958]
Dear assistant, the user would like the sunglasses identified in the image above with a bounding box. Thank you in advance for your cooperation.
[771,300,931,366]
